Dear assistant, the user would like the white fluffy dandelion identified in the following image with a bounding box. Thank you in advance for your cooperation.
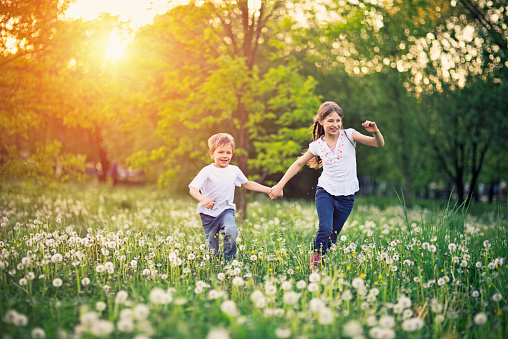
[52,278,63,287]
[474,312,487,325]
[220,300,238,317]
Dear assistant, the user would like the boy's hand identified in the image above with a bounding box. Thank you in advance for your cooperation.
[201,198,216,209]
[269,185,283,199]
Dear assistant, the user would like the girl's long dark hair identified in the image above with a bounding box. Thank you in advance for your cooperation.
[307,101,355,169]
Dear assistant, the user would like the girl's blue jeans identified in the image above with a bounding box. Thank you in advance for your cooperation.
[199,209,238,260]
[313,187,355,255]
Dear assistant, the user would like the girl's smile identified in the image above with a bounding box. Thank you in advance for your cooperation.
[319,112,342,136]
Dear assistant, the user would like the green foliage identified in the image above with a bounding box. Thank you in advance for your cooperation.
[0,141,86,186]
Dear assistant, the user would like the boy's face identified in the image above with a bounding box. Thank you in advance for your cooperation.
[210,145,233,168]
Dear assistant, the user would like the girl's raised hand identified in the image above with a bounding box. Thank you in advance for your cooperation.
[361,120,379,133]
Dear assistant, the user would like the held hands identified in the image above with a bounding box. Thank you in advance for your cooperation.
[269,185,283,200]
[361,120,379,133]
[201,198,216,209]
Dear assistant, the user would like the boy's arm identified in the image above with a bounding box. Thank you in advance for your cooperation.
[189,187,216,209]
[242,181,271,195]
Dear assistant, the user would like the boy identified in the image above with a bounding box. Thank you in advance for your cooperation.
[189,133,271,261]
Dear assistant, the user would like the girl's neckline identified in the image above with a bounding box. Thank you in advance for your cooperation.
[320,132,343,152]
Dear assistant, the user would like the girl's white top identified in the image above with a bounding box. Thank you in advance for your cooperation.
[308,128,359,196]
[189,164,248,217]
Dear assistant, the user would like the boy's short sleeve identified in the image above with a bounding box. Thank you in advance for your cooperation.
[189,168,207,190]
[234,167,249,187]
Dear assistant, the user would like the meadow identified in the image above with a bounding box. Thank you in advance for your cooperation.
[0,183,507,339]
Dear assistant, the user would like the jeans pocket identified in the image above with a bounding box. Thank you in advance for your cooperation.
[346,194,355,202]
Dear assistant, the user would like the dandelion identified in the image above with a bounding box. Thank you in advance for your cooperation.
[369,327,395,339]
[95,264,105,273]
[437,278,446,286]
[351,277,364,289]
[51,253,63,263]
[283,291,301,305]
[31,327,46,339]
[341,290,353,301]
[102,285,111,293]
[296,280,307,289]
[149,287,172,304]
[217,272,225,281]
[220,300,238,317]
[379,315,395,328]
[115,290,129,304]
[431,298,443,313]
[90,319,114,336]
[309,272,320,283]
[318,308,334,325]
[309,298,326,312]
[402,317,424,332]
[117,318,134,333]
[275,327,291,338]
[232,277,244,287]
[343,320,363,338]
[52,278,63,287]
[81,277,90,286]
[307,282,319,293]
[265,284,277,295]
[398,295,412,309]
[133,304,150,320]
[448,243,457,252]
[188,253,196,260]
[474,312,488,325]
[492,293,503,302]
[130,260,137,268]
[340,235,347,242]
[206,328,230,339]
[281,280,292,291]
[96,301,106,311]
[14,313,28,327]
[104,262,114,270]
[19,278,27,286]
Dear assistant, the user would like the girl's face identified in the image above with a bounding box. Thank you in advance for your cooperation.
[318,111,342,136]
[210,145,233,168]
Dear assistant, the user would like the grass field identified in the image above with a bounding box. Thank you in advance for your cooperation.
[0,183,507,338]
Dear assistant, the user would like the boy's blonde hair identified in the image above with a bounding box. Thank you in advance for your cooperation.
[208,133,235,153]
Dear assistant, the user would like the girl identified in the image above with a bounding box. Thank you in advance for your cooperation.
[269,101,384,269]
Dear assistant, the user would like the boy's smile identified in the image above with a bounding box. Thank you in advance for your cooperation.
[210,145,233,168]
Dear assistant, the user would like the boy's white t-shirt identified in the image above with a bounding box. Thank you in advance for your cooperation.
[189,164,248,217]
[308,128,359,196]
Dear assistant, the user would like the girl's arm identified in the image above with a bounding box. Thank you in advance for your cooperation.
[270,150,315,198]
[189,187,215,209]
[352,121,385,147]
[242,181,271,195]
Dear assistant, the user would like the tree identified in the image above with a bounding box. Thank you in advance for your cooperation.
[119,2,321,216]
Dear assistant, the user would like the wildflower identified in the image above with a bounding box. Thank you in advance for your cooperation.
[232,277,244,287]
[379,315,395,328]
[340,235,347,242]
[265,284,277,295]
[250,255,257,261]
[309,272,320,283]
[220,300,238,316]
[274,326,291,338]
[51,253,63,263]
[437,278,446,286]
[318,307,334,325]
[217,273,225,281]
[206,328,230,339]
[369,327,395,339]
[474,312,488,325]
[102,285,111,293]
[448,243,457,252]
[431,298,443,313]
[402,317,424,332]
[296,280,306,289]
[19,278,27,286]
[472,290,480,298]
[130,260,137,268]
[351,277,364,289]
[31,327,46,339]
[117,318,134,333]
[492,293,503,302]
[398,295,412,309]
[283,291,301,305]
[52,278,63,287]
[281,280,292,291]
[309,298,326,312]
[343,320,363,337]
[115,290,129,304]
[104,262,114,270]
[95,264,105,273]
[341,290,353,301]
[149,287,172,304]
[96,301,106,311]
[133,304,150,320]
[307,282,319,292]
[81,277,90,286]
[90,319,114,336]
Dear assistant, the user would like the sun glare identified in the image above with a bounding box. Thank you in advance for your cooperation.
[105,30,126,61]
[65,0,184,61]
